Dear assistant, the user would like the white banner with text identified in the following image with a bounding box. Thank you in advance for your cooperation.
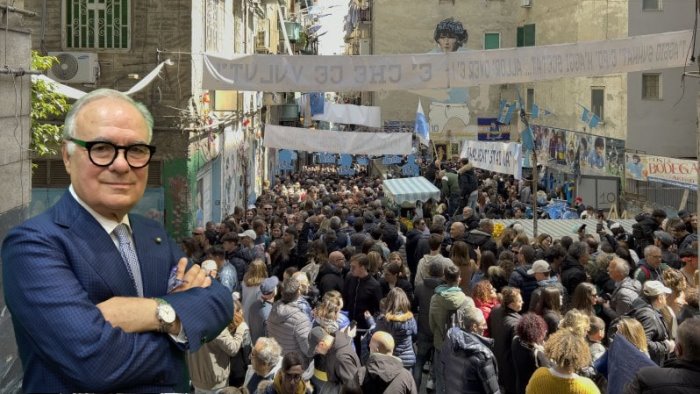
[203,30,691,92]
[263,124,413,155]
[460,140,523,179]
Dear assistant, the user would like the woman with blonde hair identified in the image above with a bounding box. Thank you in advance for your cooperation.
[661,268,686,341]
[367,251,384,278]
[558,309,591,338]
[526,329,600,393]
[241,259,268,320]
[312,290,350,334]
[615,317,649,355]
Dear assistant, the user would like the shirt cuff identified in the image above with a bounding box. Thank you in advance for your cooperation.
[169,323,188,344]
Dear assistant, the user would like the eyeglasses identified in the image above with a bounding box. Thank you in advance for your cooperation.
[263,207,273,211]
[284,373,302,382]
[68,137,155,168]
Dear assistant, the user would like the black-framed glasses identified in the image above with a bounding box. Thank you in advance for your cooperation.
[68,137,155,169]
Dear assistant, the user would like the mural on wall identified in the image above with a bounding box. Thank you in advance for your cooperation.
[420,18,472,138]
[529,125,624,178]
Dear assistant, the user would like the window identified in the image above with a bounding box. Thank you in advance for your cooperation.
[484,33,500,50]
[517,24,535,47]
[642,0,661,11]
[526,88,534,113]
[642,73,661,99]
[591,87,605,120]
[65,0,130,49]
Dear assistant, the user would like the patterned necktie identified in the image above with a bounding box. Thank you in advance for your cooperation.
[113,224,144,296]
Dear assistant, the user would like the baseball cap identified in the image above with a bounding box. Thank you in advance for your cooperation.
[527,260,551,275]
[653,230,674,247]
[679,248,698,258]
[308,326,329,352]
[643,280,672,297]
[238,229,257,239]
[260,276,279,296]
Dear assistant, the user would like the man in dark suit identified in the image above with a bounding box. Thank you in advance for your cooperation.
[1,89,233,392]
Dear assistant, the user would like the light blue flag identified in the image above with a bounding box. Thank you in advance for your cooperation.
[521,125,535,151]
[415,100,430,146]
[580,105,601,128]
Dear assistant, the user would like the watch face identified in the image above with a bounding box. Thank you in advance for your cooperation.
[158,304,177,324]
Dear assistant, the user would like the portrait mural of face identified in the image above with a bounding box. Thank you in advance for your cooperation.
[433,18,468,53]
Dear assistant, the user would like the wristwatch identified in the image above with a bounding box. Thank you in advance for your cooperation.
[154,298,177,333]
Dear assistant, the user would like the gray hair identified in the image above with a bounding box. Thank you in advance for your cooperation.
[568,242,589,260]
[253,337,282,368]
[63,88,154,155]
[610,257,630,277]
[432,214,446,229]
[456,305,484,332]
[281,277,301,303]
[644,245,661,258]
[329,216,342,231]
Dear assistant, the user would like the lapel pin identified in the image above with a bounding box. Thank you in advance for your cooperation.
[155,237,162,244]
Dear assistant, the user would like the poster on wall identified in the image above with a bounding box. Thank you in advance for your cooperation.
[477,117,510,141]
[624,152,698,190]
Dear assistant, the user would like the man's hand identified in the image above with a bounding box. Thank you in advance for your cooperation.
[171,257,212,293]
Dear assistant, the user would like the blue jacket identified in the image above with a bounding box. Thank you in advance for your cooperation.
[376,312,418,367]
[1,192,233,392]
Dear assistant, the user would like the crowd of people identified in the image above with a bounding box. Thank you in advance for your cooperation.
[180,165,700,394]
[3,89,699,394]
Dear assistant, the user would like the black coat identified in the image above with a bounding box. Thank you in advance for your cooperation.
[624,359,700,394]
[511,336,550,394]
[508,265,538,313]
[405,229,425,278]
[342,274,382,329]
[487,306,521,394]
[627,297,671,366]
[325,331,361,386]
[440,327,500,394]
[316,263,344,297]
[560,256,587,299]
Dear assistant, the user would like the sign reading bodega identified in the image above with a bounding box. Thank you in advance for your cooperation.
[203,30,691,92]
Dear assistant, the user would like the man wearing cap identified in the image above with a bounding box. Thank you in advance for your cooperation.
[248,276,279,344]
[238,229,263,261]
[653,230,681,269]
[308,326,360,393]
[679,248,698,289]
[528,259,566,309]
[627,280,675,365]
[634,245,670,286]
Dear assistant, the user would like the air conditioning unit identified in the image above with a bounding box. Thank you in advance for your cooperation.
[521,0,532,7]
[47,52,99,83]
[358,38,371,55]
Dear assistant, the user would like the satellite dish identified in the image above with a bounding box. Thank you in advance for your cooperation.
[50,53,79,81]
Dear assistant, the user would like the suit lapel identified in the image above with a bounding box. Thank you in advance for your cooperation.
[54,193,138,297]
[130,215,170,297]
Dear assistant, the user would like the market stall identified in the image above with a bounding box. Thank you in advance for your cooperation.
[382,176,441,205]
